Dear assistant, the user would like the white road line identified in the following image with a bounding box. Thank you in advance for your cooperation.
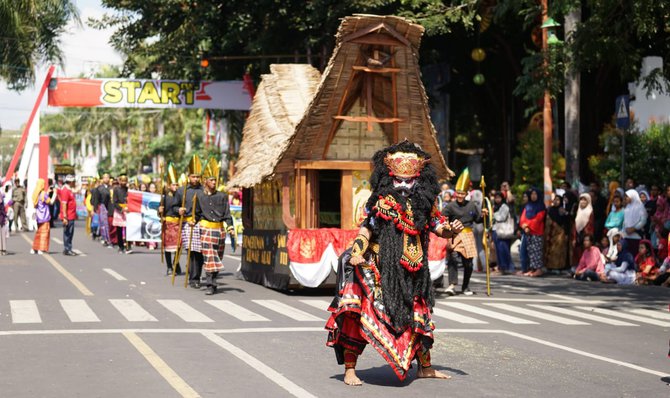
[469,277,530,291]
[157,300,213,323]
[124,332,200,398]
[52,237,63,245]
[432,306,488,324]
[528,305,638,326]
[110,299,158,322]
[252,300,323,321]
[224,255,240,261]
[103,268,127,281]
[624,308,670,321]
[10,300,42,323]
[575,306,670,327]
[484,303,589,325]
[72,249,87,257]
[205,300,269,322]
[202,332,317,398]
[60,299,100,322]
[299,299,331,312]
[439,302,538,324]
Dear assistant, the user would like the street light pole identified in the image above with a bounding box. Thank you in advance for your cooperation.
[542,0,553,207]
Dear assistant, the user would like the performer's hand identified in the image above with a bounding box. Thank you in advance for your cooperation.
[481,208,489,217]
[62,219,68,226]
[158,206,164,215]
[188,220,195,226]
[178,207,186,216]
[450,219,464,234]
[349,255,365,265]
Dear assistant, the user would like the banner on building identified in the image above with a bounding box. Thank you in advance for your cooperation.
[126,190,162,242]
[48,78,252,110]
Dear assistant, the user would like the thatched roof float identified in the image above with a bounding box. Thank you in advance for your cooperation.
[275,14,453,178]
[229,64,322,188]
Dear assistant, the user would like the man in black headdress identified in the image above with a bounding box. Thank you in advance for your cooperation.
[325,141,463,385]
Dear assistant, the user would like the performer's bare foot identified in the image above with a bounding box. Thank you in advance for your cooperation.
[416,366,451,379]
[344,368,363,386]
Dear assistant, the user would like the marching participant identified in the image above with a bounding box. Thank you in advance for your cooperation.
[195,157,236,295]
[112,175,131,254]
[158,163,182,276]
[176,155,204,288]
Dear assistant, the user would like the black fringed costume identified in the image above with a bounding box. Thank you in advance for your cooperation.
[325,141,448,380]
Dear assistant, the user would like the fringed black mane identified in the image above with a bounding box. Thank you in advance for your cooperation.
[366,141,440,330]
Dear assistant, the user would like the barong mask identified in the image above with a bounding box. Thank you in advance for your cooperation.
[384,152,428,197]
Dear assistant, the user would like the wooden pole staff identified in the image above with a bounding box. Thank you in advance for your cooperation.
[171,180,188,285]
[481,176,492,296]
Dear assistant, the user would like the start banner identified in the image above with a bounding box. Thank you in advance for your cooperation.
[48,78,251,110]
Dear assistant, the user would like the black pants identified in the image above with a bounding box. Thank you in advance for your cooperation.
[205,271,219,288]
[116,227,125,251]
[447,251,473,291]
[188,252,204,283]
[164,252,182,274]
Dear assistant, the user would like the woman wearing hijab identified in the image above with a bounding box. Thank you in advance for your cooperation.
[0,190,7,255]
[571,193,595,267]
[638,189,655,239]
[30,178,56,255]
[634,240,658,285]
[544,191,570,271]
[602,239,635,285]
[519,188,546,276]
[623,189,647,258]
[604,195,624,232]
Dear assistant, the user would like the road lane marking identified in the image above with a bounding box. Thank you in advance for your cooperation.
[123,332,200,398]
[157,300,213,323]
[624,308,670,321]
[484,303,589,325]
[60,299,100,322]
[439,302,538,324]
[223,255,239,261]
[72,249,87,257]
[299,299,331,312]
[575,306,670,327]
[52,237,63,245]
[252,300,323,321]
[110,299,158,322]
[10,300,42,323]
[545,294,583,302]
[205,300,269,322]
[20,234,93,296]
[202,332,317,398]
[528,305,637,326]
[103,268,127,281]
[432,306,488,324]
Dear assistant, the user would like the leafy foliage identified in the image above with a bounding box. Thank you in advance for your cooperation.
[511,128,564,204]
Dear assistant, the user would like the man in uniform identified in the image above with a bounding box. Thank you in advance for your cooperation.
[11,178,26,231]
[93,173,112,246]
[158,163,182,276]
[177,155,204,288]
[442,168,488,296]
[194,157,236,295]
[113,175,130,254]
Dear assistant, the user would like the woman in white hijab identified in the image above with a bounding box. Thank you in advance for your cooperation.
[571,193,595,266]
[623,189,647,257]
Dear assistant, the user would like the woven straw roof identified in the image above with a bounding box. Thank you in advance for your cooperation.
[228,64,321,188]
[275,14,453,178]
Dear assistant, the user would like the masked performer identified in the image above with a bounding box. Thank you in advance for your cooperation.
[326,141,463,386]
[159,163,182,276]
[194,157,236,295]
[177,155,205,288]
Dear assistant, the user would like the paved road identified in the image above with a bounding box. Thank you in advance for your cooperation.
[0,226,668,397]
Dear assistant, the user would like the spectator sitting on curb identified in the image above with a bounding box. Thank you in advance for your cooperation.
[572,234,605,282]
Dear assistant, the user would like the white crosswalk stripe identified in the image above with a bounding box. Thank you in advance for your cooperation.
[253,299,323,321]
[110,299,158,322]
[299,299,331,312]
[10,300,42,323]
[157,299,214,323]
[528,305,638,326]
[575,306,670,327]
[484,303,589,325]
[60,299,100,322]
[103,268,127,281]
[432,306,488,324]
[624,308,670,321]
[206,300,269,322]
[439,302,538,324]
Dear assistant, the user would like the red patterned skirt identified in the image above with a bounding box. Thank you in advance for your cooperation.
[163,221,180,252]
[200,226,224,273]
[325,254,434,380]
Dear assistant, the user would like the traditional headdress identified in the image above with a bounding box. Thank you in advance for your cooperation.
[455,168,471,192]
[187,154,203,176]
[118,175,128,183]
[166,162,178,185]
[384,152,428,178]
[203,157,220,182]
[178,173,187,186]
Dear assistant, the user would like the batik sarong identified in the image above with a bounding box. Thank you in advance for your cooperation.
[181,223,201,253]
[32,222,50,252]
[98,206,110,243]
[163,220,180,252]
[201,226,224,273]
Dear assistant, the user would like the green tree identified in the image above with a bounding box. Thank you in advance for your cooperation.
[0,0,79,90]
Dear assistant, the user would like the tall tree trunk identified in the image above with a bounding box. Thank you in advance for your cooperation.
[564,7,581,188]
[185,129,191,154]
[155,119,165,173]
[111,128,118,167]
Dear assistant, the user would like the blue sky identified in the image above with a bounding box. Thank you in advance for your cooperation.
[0,0,123,131]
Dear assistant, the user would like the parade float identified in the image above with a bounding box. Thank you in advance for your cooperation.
[229,15,453,290]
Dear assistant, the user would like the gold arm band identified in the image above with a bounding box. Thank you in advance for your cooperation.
[351,234,369,258]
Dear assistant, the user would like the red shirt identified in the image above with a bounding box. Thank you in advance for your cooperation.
[520,209,546,236]
[59,186,76,221]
